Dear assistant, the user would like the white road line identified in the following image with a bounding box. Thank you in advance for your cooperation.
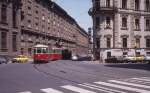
[79,83,127,93]
[94,81,150,93]
[109,80,150,89]
[41,88,64,93]
[133,78,150,82]
[124,79,145,83]
[78,84,114,93]
[124,79,150,85]
[61,85,97,93]
[19,91,32,93]
[140,77,150,79]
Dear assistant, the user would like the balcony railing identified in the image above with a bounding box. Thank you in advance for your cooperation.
[89,5,117,15]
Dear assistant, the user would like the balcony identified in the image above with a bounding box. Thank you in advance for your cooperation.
[89,5,117,15]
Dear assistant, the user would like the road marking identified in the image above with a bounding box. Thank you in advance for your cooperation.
[61,85,96,93]
[19,91,32,93]
[94,81,150,93]
[133,78,150,82]
[78,83,127,93]
[41,88,64,93]
[109,80,150,89]
[140,77,150,79]
[78,84,114,93]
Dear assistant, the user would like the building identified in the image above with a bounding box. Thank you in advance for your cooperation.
[20,0,89,56]
[89,0,150,61]
[0,0,89,57]
[0,0,21,58]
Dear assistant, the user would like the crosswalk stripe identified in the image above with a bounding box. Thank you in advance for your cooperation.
[41,88,64,93]
[61,85,97,93]
[95,81,150,93]
[124,79,150,85]
[19,91,32,93]
[78,83,127,93]
[140,77,150,79]
[133,78,150,82]
[109,80,150,89]
[78,84,114,93]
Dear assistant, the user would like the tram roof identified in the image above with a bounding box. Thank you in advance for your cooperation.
[34,44,48,48]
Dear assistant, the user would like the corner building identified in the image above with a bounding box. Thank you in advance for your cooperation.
[89,0,150,61]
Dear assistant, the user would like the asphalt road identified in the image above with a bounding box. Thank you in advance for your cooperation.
[0,60,150,93]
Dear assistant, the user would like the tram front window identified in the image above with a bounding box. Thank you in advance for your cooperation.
[37,48,42,53]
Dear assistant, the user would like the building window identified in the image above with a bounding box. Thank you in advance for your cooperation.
[12,6,17,28]
[95,0,100,11]
[107,52,111,58]
[135,0,139,10]
[146,19,150,30]
[28,48,32,56]
[122,0,127,9]
[35,10,38,14]
[96,38,100,49]
[145,0,150,11]
[27,20,31,28]
[135,38,140,48]
[135,19,140,30]
[122,38,127,48]
[12,33,17,52]
[123,52,128,55]
[106,17,111,28]
[1,4,7,24]
[28,6,31,10]
[1,32,7,51]
[95,17,100,28]
[106,0,110,7]
[146,38,150,48]
[107,38,111,48]
[122,17,127,28]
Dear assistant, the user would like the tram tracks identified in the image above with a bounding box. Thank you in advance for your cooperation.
[32,61,122,83]
[33,64,81,84]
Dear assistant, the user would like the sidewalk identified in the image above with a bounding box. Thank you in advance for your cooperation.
[82,60,103,64]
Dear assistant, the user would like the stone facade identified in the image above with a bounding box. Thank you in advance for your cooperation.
[0,0,21,57]
[0,0,89,57]
[90,0,150,61]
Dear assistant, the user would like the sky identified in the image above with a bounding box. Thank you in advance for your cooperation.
[55,0,92,31]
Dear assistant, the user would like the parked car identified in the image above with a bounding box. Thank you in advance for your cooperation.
[144,55,150,62]
[12,55,29,63]
[105,56,117,63]
[124,55,145,63]
[71,55,79,61]
[0,56,8,64]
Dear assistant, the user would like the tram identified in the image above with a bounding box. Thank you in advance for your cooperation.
[33,44,62,63]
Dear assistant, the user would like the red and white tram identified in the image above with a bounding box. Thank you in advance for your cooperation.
[33,44,62,63]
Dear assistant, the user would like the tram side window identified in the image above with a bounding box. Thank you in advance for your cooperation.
[43,48,48,53]
[49,49,53,54]
[34,49,36,54]
[55,49,61,54]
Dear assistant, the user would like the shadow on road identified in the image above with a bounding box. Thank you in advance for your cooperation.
[105,63,150,71]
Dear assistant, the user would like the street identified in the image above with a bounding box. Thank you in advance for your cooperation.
[0,60,150,93]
